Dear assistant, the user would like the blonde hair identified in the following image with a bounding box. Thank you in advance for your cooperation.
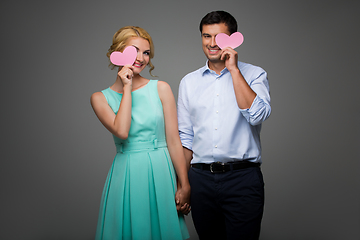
[107,26,155,76]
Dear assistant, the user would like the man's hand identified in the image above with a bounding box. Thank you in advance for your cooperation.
[220,47,239,73]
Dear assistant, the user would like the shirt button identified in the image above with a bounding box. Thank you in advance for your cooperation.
[216,111,219,114]
[215,145,217,148]
[215,127,217,130]
[217,94,219,96]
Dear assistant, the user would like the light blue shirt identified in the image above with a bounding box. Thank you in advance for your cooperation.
[177,61,271,164]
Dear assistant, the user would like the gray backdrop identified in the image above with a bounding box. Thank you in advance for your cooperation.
[1,0,359,239]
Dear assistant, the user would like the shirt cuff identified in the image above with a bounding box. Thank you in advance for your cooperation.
[239,95,262,122]
[179,132,193,151]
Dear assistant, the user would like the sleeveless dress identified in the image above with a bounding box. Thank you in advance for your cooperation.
[95,80,189,240]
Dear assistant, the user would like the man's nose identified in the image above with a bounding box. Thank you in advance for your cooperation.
[210,37,217,47]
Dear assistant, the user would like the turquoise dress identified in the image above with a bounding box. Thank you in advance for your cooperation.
[95,80,189,240]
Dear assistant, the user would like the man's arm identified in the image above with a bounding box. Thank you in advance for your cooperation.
[177,77,195,164]
[221,47,256,109]
[221,47,271,125]
[230,68,257,109]
[183,147,193,171]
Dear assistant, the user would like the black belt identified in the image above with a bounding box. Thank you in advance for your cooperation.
[191,161,260,173]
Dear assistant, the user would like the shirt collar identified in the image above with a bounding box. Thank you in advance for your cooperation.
[201,60,229,76]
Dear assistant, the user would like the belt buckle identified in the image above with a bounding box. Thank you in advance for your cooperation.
[210,162,225,173]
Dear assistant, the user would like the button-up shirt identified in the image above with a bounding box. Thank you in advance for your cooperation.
[177,61,271,164]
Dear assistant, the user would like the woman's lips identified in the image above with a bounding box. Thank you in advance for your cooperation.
[133,62,142,68]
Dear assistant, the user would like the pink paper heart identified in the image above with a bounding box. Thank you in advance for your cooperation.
[110,46,137,66]
[215,32,244,49]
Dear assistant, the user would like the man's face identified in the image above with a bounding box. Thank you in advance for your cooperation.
[201,23,231,63]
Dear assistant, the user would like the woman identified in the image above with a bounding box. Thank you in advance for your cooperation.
[91,26,190,239]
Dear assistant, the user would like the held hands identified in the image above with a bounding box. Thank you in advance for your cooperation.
[220,47,239,72]
[175,185,191,215]
[118,65,134,88]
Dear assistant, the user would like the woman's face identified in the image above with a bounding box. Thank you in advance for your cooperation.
[126,37,151,75]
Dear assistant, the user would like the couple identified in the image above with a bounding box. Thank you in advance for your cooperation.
[91,10,271,240]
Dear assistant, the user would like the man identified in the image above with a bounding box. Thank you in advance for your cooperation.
[177,11,271,240]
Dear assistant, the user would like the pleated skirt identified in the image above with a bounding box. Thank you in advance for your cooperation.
[95,147,189,240]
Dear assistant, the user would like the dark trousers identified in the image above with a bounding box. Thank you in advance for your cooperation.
[189,165,264,240]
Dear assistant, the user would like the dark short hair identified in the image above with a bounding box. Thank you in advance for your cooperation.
[199,11,237,34]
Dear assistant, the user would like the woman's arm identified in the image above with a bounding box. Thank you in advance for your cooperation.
[90,66,133,139]
[158,81,190,213]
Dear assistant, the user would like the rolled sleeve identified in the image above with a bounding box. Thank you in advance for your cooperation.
[240,70,271,125]
[177,79,194,150]
[240,95,271,125]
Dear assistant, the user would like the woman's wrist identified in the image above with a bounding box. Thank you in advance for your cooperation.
[123,84,132,92]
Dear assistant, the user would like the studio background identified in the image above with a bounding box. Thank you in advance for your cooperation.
[1,0,359,239]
